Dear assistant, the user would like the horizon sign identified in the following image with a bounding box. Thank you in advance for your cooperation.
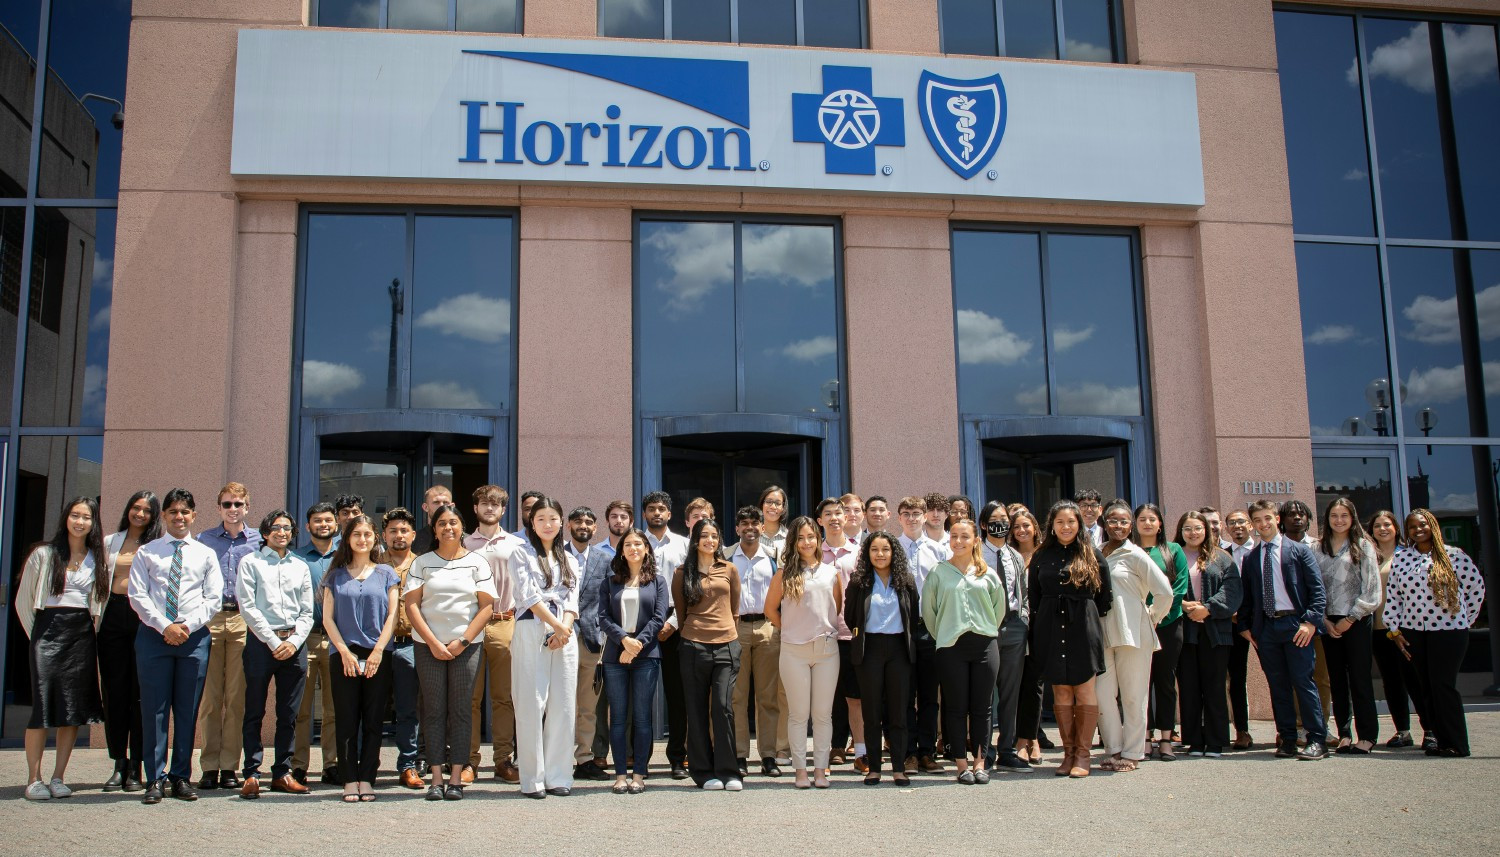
[230,29,1204,206]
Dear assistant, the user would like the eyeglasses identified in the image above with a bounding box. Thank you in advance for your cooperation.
[221,501,245,509]
[267,524,293,532]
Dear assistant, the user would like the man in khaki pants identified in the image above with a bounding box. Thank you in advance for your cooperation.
[194,481,261,790]
[292,501,339,785]
[566,506,613,780]
[729,506,788,776]
[465,485,525,783]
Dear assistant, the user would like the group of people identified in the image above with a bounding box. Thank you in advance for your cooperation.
[14,480,1487,801]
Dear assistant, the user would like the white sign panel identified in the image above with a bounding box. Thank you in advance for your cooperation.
[231,29,1204,206]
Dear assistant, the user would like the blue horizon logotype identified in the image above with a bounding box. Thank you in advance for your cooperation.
[791,65,905,176]
[918,71,1007,180]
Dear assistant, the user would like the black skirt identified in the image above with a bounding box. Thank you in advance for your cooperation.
[29,607,103,729]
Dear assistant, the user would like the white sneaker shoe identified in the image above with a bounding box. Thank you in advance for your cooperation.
[24,781,51,800]
[775,755,792,766]
[47,778,73,798]
[724,778,743,791]
[702,778,725,791]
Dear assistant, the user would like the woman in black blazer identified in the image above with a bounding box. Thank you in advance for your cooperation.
[843,531,918,786]
[598,529,669,794]
[1174,511,1242,756]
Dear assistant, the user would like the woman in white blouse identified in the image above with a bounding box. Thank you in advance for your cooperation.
[1384,508,1487,758]
[508,496,582,798]
[1313,498,1382,754]
[15,498,109,800]
[1095,500,1172,772]
[1367,509,1428,749]
[403,504,495,800]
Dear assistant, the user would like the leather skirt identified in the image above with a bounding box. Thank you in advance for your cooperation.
[28,607,103,729]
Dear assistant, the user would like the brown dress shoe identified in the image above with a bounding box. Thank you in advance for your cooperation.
[270,774,309,794]
[919,755,946,774]
[460,766,476,784]
[240,777,260,799]
[400,769,424,789]
[495,759,520,784]
[902,755,919,774]
[853,755,870,774]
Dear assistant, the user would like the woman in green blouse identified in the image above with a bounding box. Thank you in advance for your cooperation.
[1132,502,1188,761]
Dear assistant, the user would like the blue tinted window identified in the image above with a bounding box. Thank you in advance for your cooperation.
[674,0,730,42]
[740,224,839,414]
[739,0,796,45]
[803,0,865,49]
[953,230,1047,415]
[1060,0,1117,62]
[941,0,999,56]
[1444,23,1500,242]
[638,221,736,414]
[1364,18,1453,240]
[600,0,664,38]
[1046,234,1140,416]
[1294,243,1389,437]
[37,0,129,199]
[409,215,513,410]
[1388,246,1470,437]
[1001,0,1057,60]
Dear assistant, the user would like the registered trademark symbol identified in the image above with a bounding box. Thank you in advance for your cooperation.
[881,165,893,176]
[986,169,998,180]
[759,160,771,171]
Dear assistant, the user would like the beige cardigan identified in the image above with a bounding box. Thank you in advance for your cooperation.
[14,545,107,638]
[1100,540,1173,651]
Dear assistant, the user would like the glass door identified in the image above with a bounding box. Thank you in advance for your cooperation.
[660,434,814,535]
[983,439,1127,510]
[306,427,494,528]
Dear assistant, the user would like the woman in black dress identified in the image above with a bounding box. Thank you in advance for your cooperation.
[1028,500,1111,779]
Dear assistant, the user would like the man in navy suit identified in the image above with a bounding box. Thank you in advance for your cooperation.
[1235,499,1328,760]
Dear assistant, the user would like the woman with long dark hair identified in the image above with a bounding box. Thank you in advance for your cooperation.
[599,528,669,794]
[15,497,108,799]
[1174,510,1241,757]
[1314,498,1381,754]
[323,514,399,801]
[844,530,917,786]
[1096,500,1171,773]
[675,517,743,790]
[767,516,840,789]
[1132,502,1188,760]
[1028,500,1111,778]
[1384,509,1485,757]
[403,504,495,800]
[1367,509,1427,749]
[509,496,581,798]
[1007,506,1048,763]
[759,486,790,560]
[98,490,161,792]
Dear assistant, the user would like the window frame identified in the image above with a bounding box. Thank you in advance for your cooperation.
[311,0,524,33]
[937,0,1125,62]
[597,0,868,49]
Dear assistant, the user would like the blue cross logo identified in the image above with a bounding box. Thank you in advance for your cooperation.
[792,66,904,175]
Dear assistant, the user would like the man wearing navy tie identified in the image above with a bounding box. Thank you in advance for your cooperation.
[1236,500,1328,760]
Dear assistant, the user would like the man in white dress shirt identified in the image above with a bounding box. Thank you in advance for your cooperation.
[129,488,222,803]
[643,491,691,778]
[1223,507,1258,749]
[1076,489,1105,548]
[897,496,950,774]
[465,485,526,784]
[728,506,786,777]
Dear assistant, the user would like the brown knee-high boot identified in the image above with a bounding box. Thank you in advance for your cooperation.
[1052,704,1075,776]
[1071,705,1100,778]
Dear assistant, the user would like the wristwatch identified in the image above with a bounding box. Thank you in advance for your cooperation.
[459,635,472,648]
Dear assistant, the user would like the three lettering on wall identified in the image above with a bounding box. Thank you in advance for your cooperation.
[1242,480,1295,496]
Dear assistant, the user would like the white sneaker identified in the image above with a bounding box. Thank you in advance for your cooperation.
[724,778,743,791]
[24,781,51,800]
[1204,751,1223,758]
[47,778,72,798]
[775,755,792,766]
[701,778,724,791]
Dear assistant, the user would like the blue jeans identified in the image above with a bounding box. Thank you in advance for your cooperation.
[604,659,659,776]
[390,639,421,771]
[136,625,211,783]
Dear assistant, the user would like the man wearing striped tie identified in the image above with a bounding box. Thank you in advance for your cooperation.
[128,488,223,804]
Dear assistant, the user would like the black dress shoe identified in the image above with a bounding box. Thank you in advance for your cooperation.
[219,771,241,789]
[760,757,782,777]
[1274,742,1298,758]
[1297,742,1328,760]
[670,764,689,780]
[123,762,144,792]
[1036,731,1056,750]
[103,766,126,792]
[997,753,1033,772]
[546,786,571,796]
[737,758,750,779]
[444,784,465,800]
[197,770,219,790]
[142,780,165,804]
[572,760,609,781]
[292,768,308,786]
[171,778,200,800]
[321,767,343,786]
[1386,733,1414,749]
[522,790,547,799]
[1422,734,1439,752]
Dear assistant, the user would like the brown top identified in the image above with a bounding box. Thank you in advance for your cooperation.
[673,560,741,645]
[389,552,415,638]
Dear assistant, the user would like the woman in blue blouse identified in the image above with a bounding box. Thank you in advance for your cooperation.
[598,528,669,794]
[322,514,400,802]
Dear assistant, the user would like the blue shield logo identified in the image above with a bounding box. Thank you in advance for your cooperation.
[918,71,1006,180]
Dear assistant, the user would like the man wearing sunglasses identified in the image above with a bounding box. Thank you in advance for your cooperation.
[194,482,262,790]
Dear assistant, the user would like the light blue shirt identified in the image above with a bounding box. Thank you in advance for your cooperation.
[865,573,903,634]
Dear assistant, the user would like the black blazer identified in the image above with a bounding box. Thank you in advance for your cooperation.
[843,573,918,665]
[1235,537,1325,640]
[1184,551,1242,647]
[598,574,669,664]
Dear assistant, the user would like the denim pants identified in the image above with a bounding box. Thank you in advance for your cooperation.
[390,639,421,771]
[603,658,660,776]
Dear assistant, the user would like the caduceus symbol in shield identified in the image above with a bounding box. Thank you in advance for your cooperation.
[918,71,1007,180]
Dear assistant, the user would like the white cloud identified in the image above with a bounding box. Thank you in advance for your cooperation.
[1405,360,1500,405]
[642,223,734,318]
[956,309,1033,365]
[1012,382,1141,416]
[779,335,837,363]
[91,253,113,290]
[83,363,106,421]
[302,360,364,404]
[1064,39,1114,63]
[412,381,486,409]
[1053,325,1094,353]
[89,305,110,333]
[743,226,834,289]
[1342,168,1368,182]
[1432,492,1477,514]
[1310,424,1350,437]
[1401,283,1500,345]
[1350,22,1498,94]
[1304,324,1357,346]
[414,293,511,343]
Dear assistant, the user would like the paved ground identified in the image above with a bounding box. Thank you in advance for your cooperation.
[2,713,1497,855]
